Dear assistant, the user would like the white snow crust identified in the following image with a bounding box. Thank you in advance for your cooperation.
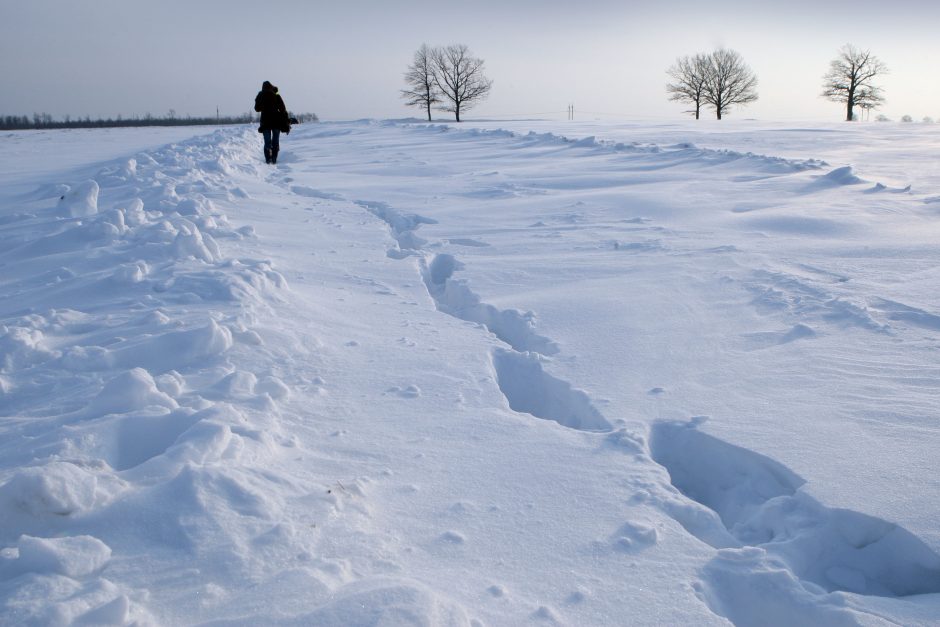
[1,119,939,625]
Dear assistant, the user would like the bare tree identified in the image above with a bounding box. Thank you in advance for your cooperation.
[431,44,493,122]
[702,49,758,120]
[666,53,710,120]
[821,45,888,122]
[401,44,441,122]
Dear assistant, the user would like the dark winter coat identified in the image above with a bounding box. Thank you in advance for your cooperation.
[255,82,290,133]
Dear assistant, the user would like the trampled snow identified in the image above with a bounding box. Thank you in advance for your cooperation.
[1,119,939,625]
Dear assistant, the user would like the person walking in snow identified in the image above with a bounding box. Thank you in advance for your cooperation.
[254,81,290,164]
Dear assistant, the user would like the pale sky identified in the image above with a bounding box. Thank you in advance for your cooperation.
[2,0,939,122]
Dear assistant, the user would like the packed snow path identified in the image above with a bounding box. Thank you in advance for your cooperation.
[1,120,939,625]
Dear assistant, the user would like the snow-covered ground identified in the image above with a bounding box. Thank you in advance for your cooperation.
[1,118,939,625]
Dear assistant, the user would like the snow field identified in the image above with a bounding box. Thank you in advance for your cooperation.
[1,118,939,625]
[262,120,940,625]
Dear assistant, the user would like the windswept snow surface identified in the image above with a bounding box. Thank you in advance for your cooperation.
[1,119,939,625]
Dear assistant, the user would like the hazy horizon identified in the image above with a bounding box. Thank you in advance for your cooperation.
[3,0,939,123]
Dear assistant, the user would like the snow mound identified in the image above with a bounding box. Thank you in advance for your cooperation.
[57,179,99,217]
[297,579,471,626]
[173,220,222,262]
[110,319,233,374]
[821,165,862,185]
[0,535,143,624]
[87,368,178,415]
[805,165,864,191]
[0,326,58,372]
[15,534,111,578]
[0,462,98,517]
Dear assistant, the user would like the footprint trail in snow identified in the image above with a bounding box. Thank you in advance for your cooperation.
[2,119,940,625]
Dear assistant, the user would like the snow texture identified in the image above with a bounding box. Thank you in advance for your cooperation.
[1,118,939,625]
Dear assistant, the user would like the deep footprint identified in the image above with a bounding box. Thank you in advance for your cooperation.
[422,254,559,356]
[356,200,437,258]
[492,349,610,432]
[650,421,940,598]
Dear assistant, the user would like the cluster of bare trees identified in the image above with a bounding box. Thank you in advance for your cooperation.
[398,42,891,124]
[401,44,492,122]
[667,49,758,120]
[668,44,889,122]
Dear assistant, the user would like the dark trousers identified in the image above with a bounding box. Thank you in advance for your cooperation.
[262,129,280,162]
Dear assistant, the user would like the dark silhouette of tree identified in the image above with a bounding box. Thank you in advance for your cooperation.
[431,44,492,122]
[402,44,441,121]
[702,48,758,120]
[666,53,710,120]
[821,44,887,122]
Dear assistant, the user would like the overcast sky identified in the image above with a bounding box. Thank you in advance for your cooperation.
[2,0,939,122]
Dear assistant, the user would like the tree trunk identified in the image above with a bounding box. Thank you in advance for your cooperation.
[426,101,432,122]
[716,107,722,120]
[455,104,461,122]
[846,89,855,122]
[695,102,700,120]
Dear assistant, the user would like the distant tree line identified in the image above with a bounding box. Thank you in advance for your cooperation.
[667,43,889,121]
[398,41,894,123]
[0,110,319,131]
[6,44,901,128]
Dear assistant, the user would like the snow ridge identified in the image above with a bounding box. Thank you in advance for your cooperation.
[406,121,827,173]
[0,128,297,623]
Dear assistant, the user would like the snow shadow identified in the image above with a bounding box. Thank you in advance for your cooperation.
[421,253,559,356]
[650,421,940,598]
[492,349,610,432]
